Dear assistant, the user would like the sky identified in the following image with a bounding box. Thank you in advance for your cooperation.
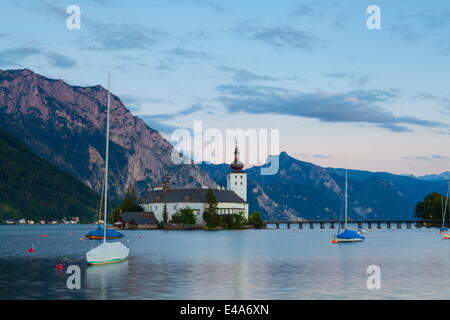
[0,0,449,175]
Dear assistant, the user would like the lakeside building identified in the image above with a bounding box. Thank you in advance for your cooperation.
[138,143,248,226]
[117,212,159,229]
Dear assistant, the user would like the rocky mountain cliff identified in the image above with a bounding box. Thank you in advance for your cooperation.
[201,152,447,221]
[0,69,216,198]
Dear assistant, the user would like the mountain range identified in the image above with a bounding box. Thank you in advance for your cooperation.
[0,68,447,221]
[0,69,215,201]
[414,172,450,182]
[200,152,447,221]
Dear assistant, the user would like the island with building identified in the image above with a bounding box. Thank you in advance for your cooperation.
[115,144,263,230]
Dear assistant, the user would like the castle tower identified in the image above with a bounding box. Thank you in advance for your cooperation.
[162,171,170,192]
[227,141,247,201]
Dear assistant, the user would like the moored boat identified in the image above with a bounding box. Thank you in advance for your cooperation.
[86,73,129,265]
[333,160,365,243]
[85,225,124,239]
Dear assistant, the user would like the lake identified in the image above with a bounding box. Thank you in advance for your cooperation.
[1,225,449,299]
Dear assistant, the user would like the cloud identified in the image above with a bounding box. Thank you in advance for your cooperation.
[322,72,370,87]
[25,0,163,53]
[291,4,323,17]
[81,23,169,51]
[45,53,77,68]
[441,97,450,110]
[0,47,77,69]
[418,12,450,29]
[333,14,353,29]
[120,94,173,112]
[401,155,449,161]
[401,156,432,161]
[312,154,332,159]
[139,104,205,134]
[217,65,298,84]
[389,25,422,42]
[234,20,319,50]
[377,124,412,133]
[411,92,438,101]
[191,0,225,13]
[216,84,444,132]
[165,47,212,60]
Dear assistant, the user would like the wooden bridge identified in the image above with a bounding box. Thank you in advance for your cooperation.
[263,220,440,230]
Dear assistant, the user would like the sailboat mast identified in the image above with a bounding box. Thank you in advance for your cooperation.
[103,73,111,243]
[444,181,450,227]
[344,166,348,229]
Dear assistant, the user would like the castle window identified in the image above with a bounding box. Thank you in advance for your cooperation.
[184,195,191,201]
[235,182,237,185]
[235,175,237,178]
[240,182,243,185]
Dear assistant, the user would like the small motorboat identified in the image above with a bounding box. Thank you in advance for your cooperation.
[358,228,367,234]
[85,225,124,240]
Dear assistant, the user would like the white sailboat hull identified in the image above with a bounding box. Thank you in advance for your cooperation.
[335,238,365,243]
[86,242,129,265]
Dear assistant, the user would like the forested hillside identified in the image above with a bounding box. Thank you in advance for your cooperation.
[0,127,99,222]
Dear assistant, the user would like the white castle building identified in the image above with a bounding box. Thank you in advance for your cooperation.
[138,144,248,225]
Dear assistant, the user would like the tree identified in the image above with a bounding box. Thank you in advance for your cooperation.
[171,207,196,227]
[221,212,247,229]
[249,211,264,228]
[162,203,168,228]
[203,188,222,229]
[415,192,449,221]
[111,187,143,222]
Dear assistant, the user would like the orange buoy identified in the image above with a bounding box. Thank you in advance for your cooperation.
[79,237,83,240]
[55,264,64,270]
[331,240,337,244]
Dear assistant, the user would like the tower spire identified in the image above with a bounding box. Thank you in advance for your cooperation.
[162,170,170,192]
[230,139,244,172]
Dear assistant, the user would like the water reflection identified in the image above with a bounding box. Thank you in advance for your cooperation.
[1,226,450,299]
[84,260,129,299]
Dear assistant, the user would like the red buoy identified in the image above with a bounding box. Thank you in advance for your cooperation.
[55,264,64,270]
[28,247,35,253]
[68,232,73,235]
[41,234,47,238]
[331,240,337,244]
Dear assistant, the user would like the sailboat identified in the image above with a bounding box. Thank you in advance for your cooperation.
[86,73,129,265]
[333,165,365,243]
[440,195,448,233]
[440,182,450,239]
[85,178,124,240]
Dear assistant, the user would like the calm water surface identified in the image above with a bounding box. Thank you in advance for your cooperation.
[1,225,449,299]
